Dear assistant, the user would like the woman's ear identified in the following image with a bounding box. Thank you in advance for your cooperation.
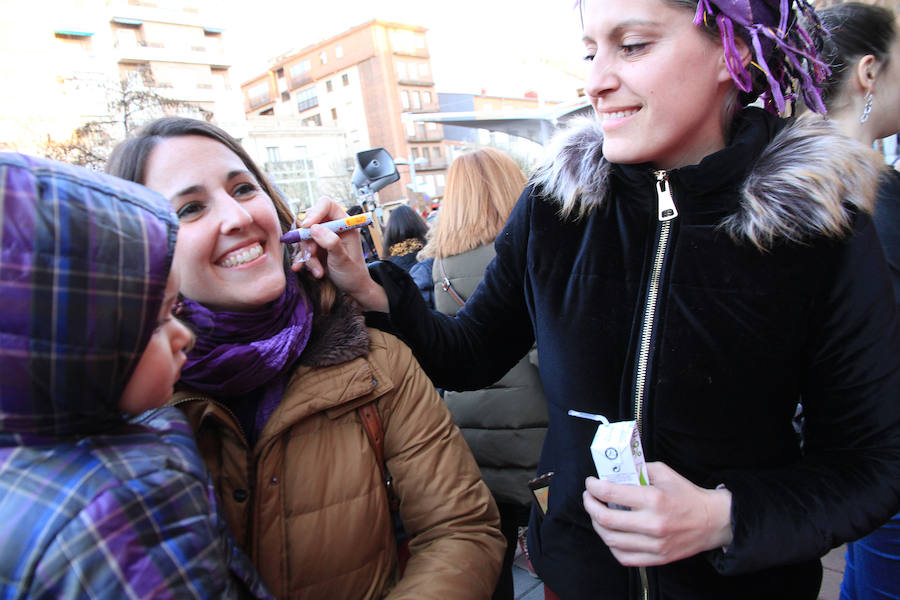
[854,54,878,94]
[718,36,753,83]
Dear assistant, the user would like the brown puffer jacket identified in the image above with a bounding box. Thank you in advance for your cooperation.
[173,300,504,599]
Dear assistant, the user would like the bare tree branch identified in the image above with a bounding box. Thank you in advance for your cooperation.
[41,70,213,169]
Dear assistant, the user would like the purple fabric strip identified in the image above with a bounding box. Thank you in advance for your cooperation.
[178,277,313,397]
[692,0,830,114]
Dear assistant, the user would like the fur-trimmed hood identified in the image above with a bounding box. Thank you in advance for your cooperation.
[530,108,885,250]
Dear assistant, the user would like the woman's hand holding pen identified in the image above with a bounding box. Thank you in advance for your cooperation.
[582,462,734,566]
[291,197,390,312]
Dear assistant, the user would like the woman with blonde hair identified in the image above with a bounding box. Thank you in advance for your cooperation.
[413,147,548,600]
[419,147,525,260]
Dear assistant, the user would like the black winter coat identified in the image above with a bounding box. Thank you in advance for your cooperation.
[368,109,900,600]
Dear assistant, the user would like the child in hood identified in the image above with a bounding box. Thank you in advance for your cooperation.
[0,153,271,600]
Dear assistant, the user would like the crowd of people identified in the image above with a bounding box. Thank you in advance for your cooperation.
[1,1,898,599]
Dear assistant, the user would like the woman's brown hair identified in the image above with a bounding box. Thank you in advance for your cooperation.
[107,117,336,314]
[420,147,526,259]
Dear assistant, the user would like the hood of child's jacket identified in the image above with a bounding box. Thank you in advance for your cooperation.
[0,153,177,438]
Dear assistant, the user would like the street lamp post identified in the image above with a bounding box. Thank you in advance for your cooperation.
[394,156,428,196]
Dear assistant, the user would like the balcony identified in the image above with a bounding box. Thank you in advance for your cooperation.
[406,128,443,142]
[417,158,447,170]
[246,95,274,111]
[392,48,429,58]
[115,40,230,67]
[397,78,434,87]
[289,74,313,90]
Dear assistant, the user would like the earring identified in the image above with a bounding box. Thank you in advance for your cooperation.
[860,91,874,123]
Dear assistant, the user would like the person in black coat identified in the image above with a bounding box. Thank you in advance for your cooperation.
[815,4,900,598]
[383,204,435,308]
[292,0,900,598]
[382,204,428,273]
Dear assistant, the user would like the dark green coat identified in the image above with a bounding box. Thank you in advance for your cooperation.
[433,244,548,507]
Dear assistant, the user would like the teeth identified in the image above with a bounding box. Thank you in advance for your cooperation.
[602,109,638,122]
[218,243,263,268]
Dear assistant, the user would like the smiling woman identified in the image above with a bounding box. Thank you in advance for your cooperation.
[142,136,287,312]
[294,0,900,599]
[106,118,506,600]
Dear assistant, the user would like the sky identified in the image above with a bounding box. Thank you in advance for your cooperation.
[221,0,588,101]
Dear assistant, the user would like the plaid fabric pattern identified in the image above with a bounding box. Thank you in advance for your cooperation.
[0,155,271,599]
[0,409,271,599]
[0,152,176,438]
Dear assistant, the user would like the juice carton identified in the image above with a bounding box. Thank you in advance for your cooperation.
[589,419,649,487]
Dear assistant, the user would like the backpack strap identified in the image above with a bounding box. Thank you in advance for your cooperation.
[357,402,400,512]
[438,258,467,307]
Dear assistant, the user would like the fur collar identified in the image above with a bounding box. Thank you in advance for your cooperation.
[299,293,370,368]
[530,111,884,250]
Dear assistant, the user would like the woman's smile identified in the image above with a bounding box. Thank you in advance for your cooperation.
[216,241,266,268]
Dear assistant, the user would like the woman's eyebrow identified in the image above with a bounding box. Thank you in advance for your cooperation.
[583,19,662,44]
[172,184,204,199]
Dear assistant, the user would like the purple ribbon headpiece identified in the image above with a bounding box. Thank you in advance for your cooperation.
[694,0,830,114]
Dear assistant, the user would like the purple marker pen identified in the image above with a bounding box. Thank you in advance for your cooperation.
[280,214,372,244]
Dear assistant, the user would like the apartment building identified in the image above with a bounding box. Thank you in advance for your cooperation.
[0,0,244,155]
[241,20,446,204]
[242,116,352,214]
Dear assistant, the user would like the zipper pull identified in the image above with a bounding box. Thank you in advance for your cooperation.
[654,170,678,221]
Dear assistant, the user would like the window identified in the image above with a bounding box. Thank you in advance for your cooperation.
[302,114,322,127]
[341,73,349,86]
[275,67,284,79]
[411,91,421,109]
[326,80,333,93]
[331,107,338,121]
[211,69,228,90]
[436,173,446,187]
[433,146,441,158]
[406,121,416,137]
[422,147,431,162]
[426,122,437,131]
[396,61,407,80]
[266,146,318,213]
[281,91,290,102]
[296,87,318,112]
[335,45,343,58]
[411,147,420,159]
[400,90,410,110]
[320,51,328,65]
[391,30,415,53]
[419,62,429,77]
[289,60,311,79]
[113,27,137,48]
[266,147,281,163]
[248,82,269,102]
[350,129,360,144]
[423,91,432,105]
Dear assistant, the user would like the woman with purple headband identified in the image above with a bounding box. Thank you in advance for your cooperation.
[295,0,900,598]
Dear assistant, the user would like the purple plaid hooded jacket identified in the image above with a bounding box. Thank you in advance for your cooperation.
[0,153,271,599]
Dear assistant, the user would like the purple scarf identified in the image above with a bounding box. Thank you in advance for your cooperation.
[178,278,313,398]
